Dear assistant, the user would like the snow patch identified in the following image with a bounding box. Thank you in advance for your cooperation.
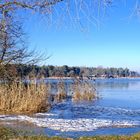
[0,115,139,132]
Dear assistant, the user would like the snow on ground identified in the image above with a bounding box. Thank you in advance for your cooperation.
[0,114,139,132]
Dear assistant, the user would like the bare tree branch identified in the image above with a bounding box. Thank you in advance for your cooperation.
[0,0,64,10]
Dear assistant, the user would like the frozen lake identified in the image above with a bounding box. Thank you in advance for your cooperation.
[1,78,140,138]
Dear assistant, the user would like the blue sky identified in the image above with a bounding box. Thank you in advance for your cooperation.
[23,1,140,71]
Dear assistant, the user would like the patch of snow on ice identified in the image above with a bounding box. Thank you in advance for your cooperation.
[0,115,139,132]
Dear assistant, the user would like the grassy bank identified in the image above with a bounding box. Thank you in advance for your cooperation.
[1,127,140,140]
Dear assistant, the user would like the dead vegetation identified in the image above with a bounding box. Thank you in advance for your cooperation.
[0,78,97,114]
[55,81,67,102]
[72,80,97,102]
[0,80,51,114]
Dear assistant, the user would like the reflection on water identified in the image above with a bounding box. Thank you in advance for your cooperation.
[1,78,140,138]
[95,79,140,109]
[95,78,140,90]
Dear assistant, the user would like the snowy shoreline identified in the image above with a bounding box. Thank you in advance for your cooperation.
[0,114,139,132]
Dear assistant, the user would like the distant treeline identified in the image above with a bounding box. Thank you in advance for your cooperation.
[16,65,139,78]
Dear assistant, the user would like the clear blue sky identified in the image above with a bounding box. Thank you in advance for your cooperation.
[23,1,140,71]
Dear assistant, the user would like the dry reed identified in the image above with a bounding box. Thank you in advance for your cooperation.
[72,80,97,102]
[52,81,67,103]
[0,80,50,114]
[0,78,97,114]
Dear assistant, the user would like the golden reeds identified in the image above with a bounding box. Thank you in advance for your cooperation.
[0,78,97,114]
[72,80,97,102]
[55,81,67,102]
[0,80,50,114]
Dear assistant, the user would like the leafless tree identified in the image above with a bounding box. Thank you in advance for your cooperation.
[0,1,51,80]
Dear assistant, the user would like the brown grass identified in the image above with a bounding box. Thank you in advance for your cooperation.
[0,78,97,114]
[55,81,66,102]
[0,80,51,114]
[72,81,97,102]
[50,81,67,103]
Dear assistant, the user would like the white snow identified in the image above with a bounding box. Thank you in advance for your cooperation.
[0,114,139,132]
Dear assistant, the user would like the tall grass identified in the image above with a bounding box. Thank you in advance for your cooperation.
[0,78,97,114]
[72,80,97,102]
[49,81,67,103]
[49,79,97,103]
[55,81,67,102]
[0,80,51,114]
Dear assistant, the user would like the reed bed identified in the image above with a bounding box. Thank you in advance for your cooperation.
[0,78,97,114]
[49,81,67,104]
[55,81,67,102]
[72,80,97,102]
[0,80,51,114]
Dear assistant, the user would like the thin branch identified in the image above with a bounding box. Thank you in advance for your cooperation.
[0,0,64,10]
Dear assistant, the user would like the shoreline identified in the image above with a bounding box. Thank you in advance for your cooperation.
[45,77,140,80]
[1,126,140,140]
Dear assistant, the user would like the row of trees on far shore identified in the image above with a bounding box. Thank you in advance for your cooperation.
[16,65,139,79]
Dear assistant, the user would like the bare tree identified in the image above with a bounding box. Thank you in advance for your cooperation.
[0,1,49,80]
[0,0,138,80]
[0,1,139,29]
[0,0,114,29]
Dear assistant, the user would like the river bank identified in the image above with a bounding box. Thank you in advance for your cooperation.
[45,76,140,80]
